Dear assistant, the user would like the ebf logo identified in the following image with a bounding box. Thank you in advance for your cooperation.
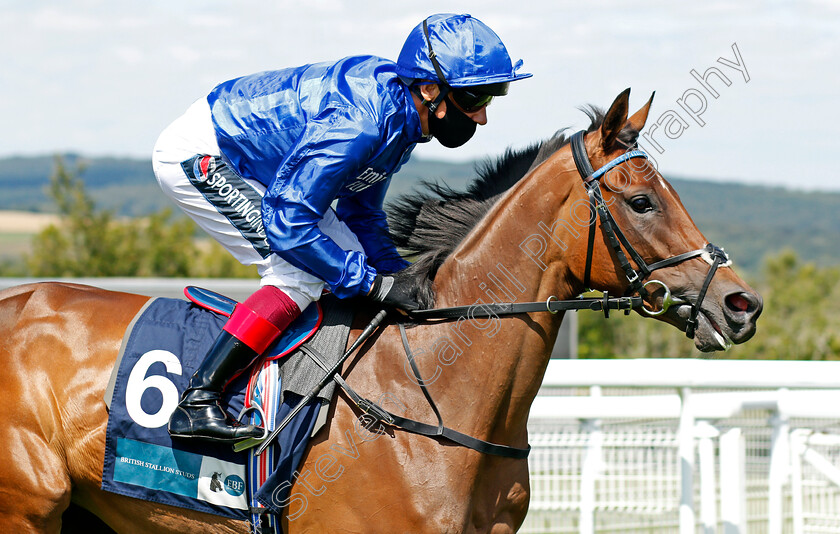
[224,474,245,497]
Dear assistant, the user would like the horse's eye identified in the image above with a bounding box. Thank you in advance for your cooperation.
[629,195,653,213]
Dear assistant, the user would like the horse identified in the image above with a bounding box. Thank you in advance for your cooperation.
[0,89,762,533]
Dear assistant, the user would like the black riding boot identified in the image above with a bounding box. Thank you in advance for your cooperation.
[168,330,266,442]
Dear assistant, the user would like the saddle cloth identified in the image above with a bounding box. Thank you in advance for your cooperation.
[101,293,351,526]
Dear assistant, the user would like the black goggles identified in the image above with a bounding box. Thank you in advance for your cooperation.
[449,88,495,112]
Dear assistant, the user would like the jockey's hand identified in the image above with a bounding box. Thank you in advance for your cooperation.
[368,269,420,313]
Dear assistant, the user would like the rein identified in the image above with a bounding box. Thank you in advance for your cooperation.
[410,293,640,320]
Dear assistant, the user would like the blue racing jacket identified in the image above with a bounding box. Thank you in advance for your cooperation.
[206,56,422,298]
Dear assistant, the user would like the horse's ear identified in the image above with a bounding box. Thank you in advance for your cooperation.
[628,91,656,131]
[600,88,631,149]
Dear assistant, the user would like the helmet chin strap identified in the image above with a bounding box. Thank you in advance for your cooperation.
[426,86,449,113]
[409,84,449,115]
[409,85,449,125]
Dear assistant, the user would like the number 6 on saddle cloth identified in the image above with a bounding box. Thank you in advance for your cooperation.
[100,285,341,524]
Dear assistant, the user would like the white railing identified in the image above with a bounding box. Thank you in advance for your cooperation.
[790,431,840,534]
[524,359,840,534]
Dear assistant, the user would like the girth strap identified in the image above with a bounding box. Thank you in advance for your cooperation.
[298,331,530,459]
[396,323,530,459]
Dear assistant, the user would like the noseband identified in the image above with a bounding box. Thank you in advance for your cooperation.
[569,130,730,339]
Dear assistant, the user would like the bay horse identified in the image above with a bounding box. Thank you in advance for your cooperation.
[0,89,762,533]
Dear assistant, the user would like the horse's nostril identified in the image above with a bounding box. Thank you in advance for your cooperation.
[726,293,751,313]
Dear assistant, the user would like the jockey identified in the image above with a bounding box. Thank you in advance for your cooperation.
[152,13,531,443]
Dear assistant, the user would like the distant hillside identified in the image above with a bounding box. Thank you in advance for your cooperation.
[663,179,840,272]
[0,155,159,215]
[0,154,473,216]
[1,154,838,274]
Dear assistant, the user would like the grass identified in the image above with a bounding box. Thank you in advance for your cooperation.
[0,210,57,266]
[0,233,34,260]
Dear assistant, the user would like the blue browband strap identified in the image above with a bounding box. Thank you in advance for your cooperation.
[590,150,648,181]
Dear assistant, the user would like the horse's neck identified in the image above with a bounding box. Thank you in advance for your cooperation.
[436,152,582,308]
[430,153,582,440]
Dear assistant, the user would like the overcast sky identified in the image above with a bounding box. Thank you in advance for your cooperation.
[2,1,838,191]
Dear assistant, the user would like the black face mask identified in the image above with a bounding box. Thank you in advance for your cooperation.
[428,95,477,149]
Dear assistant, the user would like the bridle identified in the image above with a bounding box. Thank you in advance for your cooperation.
[569,130,731,339]
[409,130,732,340]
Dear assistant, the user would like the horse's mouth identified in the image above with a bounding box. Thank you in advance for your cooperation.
[672,303,732,352]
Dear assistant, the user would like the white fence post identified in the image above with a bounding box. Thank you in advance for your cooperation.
[720,427,747,534]
[679,387,696,534]
[768,394,790,534]
[696,421,719,534]
[790,429,805,534]
[579,386,602,534]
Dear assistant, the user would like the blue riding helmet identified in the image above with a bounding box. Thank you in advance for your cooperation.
[396,13,532,91]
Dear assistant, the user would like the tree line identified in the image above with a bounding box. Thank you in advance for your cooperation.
[10,158,255,279]
[577,250,840,360]
[4,158,838,360]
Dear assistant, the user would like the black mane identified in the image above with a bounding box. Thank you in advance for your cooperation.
[386,106,639,307]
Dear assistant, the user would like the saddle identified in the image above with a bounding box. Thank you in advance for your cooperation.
[101,287,353,532]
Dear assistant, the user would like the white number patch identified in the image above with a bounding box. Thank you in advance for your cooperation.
[125,349,183,428]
